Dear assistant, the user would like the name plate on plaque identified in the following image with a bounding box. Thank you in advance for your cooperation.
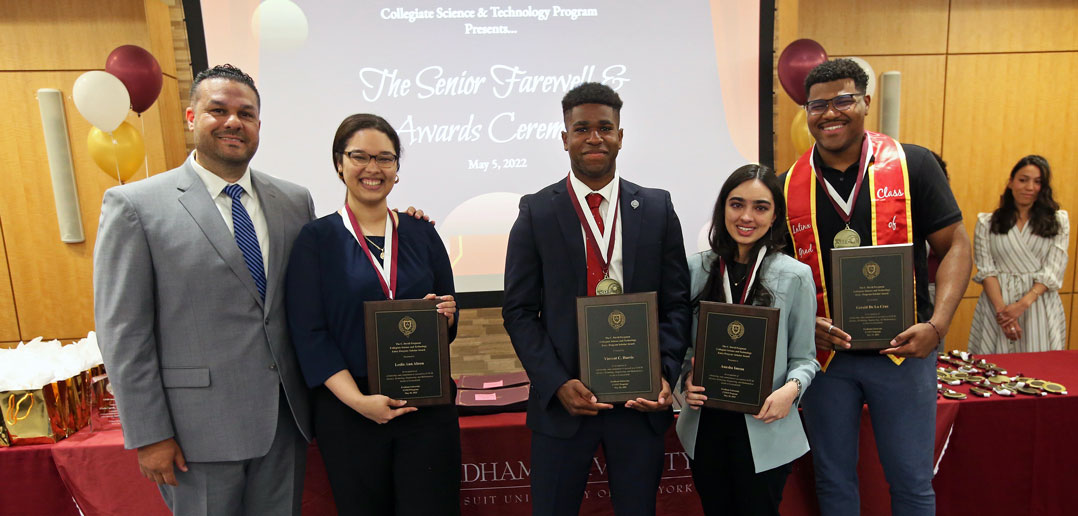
[364,299,452,406]
[576,292,661,403]
[830,243,915,350]
[693,302,779,414]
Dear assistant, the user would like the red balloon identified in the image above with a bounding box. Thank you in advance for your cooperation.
[777,39,828,106]
[105,45,163,114]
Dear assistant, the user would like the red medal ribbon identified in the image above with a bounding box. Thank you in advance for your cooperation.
[565,175,619,278]
[344,204,398,300]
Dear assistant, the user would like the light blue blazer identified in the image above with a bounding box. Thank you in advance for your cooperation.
[675,251,819,472]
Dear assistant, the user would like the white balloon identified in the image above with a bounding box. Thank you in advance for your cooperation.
[252,0,309,51]
[847,57,877,97]
[72,71,130,132]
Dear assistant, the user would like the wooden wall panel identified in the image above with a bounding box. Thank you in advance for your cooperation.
[144,0,178,77]
[0,341,21,350]
[943,53,1078,297]
[0,0,150,70]
[949,0,1078,54]
[795,0,950,56]
[0,71,180,340]
[0,232,19,342]
[1070,294,1078,350]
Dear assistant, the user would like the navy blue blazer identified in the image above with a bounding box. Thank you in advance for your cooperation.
[502,177,692,438]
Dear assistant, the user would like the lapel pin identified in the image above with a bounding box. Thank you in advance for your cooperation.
[630,199,640,209]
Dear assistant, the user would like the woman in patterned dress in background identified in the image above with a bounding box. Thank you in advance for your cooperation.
[969,155,1069,354]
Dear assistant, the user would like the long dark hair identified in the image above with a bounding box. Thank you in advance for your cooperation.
[990,155,1060,237]
[698,164,789,307]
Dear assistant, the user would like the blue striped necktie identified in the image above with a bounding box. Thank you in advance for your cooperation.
[224,184,266,301]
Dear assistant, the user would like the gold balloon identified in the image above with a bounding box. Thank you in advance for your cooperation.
[790,109,815,157]
[87,121,145,182]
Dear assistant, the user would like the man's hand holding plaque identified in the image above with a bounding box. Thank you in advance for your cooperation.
[625,378,672,412]
[555,379,614,416]
[814,316,852,351]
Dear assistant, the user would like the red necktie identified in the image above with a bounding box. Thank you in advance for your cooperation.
[585,193,605,295]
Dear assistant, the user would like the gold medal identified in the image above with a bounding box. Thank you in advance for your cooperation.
[1017,386,1045,396]
[595,277,623,296]
[833,226,861,248]
[965,375,985,384]
[941,389,967,400]
[1043,383,1067,394]
[969,386,992,397]
[987,375,1010,384]
[1027,379,1047,389]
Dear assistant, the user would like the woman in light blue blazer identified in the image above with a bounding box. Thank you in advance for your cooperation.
[676,164,819,515]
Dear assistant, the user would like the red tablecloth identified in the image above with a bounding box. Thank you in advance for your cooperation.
[3,351,1075,515]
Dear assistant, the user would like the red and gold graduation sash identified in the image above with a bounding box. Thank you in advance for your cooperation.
[784,131,913,370]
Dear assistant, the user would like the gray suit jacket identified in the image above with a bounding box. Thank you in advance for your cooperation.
[675,251,819,472]
[93,156,315,462]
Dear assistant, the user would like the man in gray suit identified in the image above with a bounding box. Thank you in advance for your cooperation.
[94,64,315,515]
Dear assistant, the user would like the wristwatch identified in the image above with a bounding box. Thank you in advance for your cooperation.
[787,377,802,397]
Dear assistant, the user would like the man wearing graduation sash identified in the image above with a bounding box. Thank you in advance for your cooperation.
[781,59,972,516]
[503,82,692,515]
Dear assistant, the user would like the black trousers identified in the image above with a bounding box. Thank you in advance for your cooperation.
[529,407,667,516]
[690,407,791,516]
[313,380,462,516]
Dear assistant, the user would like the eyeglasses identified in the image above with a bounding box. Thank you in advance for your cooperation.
[343,150,398,169]
[804,94,864,116]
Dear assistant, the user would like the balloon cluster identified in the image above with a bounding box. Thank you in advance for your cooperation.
[72,45,162,183]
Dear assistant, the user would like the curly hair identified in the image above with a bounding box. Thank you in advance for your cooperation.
[191,64,260,107]
[990,155,1060,237]
[561,82,623,115]
[803,58,869,99]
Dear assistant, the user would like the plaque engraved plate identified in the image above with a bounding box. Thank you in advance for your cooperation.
[364,299,452,406]
[830,243,915,350]
[576,292,661,403]
[693,302,779,414]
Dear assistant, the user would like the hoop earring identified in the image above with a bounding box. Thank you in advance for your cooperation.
[394,175,400,184]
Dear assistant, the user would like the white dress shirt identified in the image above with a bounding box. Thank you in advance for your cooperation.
[190,152,271,271]
[568,171,624,286]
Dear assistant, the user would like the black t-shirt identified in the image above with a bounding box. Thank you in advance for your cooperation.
[780,143,962,323]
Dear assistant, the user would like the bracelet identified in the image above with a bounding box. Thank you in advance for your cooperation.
[787,378,802,397]
[925,320,943,342]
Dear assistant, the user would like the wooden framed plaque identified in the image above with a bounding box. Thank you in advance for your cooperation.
[693,302,779,414]
[830,243,915,350]
[364,299,452,407]
[576,292,661,403]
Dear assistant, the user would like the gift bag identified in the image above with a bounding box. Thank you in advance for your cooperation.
[2,383,67,445]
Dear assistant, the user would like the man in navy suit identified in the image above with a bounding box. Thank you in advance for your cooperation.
[502,82,692,515]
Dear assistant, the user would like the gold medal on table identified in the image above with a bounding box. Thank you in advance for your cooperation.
[1027,379,1047,389]
[1043,382,1067,394]
[595,277,623,296]
[969,386,992,397]
[941,389,967,400]
[965,375,986,384]
[1017,386,1046,396]
[833,225,862,248]
[987,375,1010,384]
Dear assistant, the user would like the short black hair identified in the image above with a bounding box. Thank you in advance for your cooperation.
[332,113,402,170]
[191,64,261,108]
[561,82,623,115]
[804,58,869,99]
